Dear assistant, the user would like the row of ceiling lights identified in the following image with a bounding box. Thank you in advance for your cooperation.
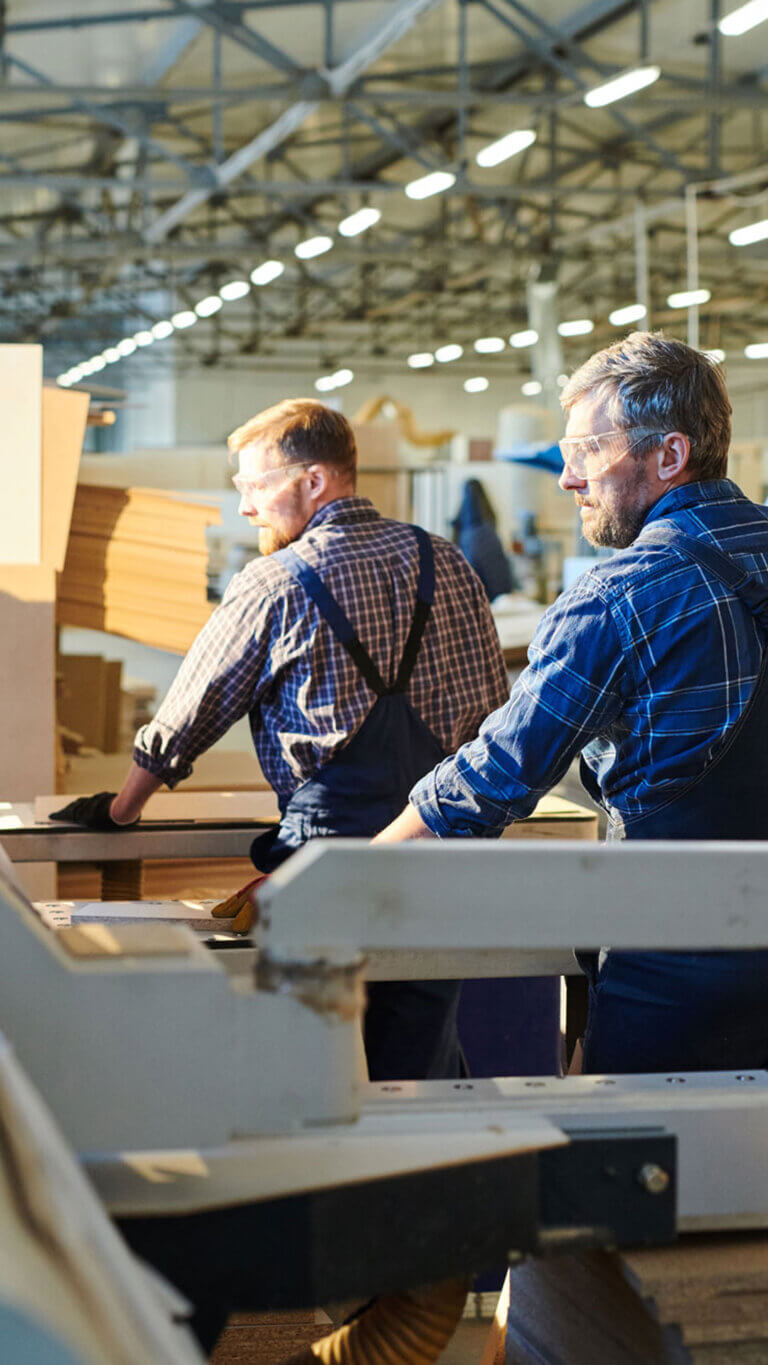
[55,0,762,394]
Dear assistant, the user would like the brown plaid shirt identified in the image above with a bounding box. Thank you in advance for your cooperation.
[134,497,509,798]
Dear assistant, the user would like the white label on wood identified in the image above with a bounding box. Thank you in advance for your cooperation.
[0,345,42,564]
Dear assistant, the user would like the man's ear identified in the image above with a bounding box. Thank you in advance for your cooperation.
[657,432,691,483]
[306,462,331,499]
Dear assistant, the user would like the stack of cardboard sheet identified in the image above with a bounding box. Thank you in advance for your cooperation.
[57,653,123,753]
[119,681,156,751]
[57,485,221,654]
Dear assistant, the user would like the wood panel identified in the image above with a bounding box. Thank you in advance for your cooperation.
[0,344,41,565]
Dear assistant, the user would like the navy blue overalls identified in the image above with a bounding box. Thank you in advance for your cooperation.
[249,525,464,1082]
[580,523,768,1074]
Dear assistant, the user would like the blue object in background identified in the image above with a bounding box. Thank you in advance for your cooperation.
[494,440,565,475]
[452,479,515,601]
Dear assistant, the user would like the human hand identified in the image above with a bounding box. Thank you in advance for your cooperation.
[48,792,137,830]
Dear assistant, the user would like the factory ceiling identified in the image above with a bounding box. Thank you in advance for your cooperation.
[3,0,768,385]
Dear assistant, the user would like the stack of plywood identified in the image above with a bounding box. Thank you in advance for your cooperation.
[57,485,221,654]
[622,1235,768,1361]
[502,1236,768,1363]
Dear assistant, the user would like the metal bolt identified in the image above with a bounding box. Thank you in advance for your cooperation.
[637,1163,670,1195]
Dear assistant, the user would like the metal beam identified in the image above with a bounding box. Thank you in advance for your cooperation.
[144,0,447,241]
[166,0,303,75]
[4,52,206,184]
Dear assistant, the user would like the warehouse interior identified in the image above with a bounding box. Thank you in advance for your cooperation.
[4,1,768,1361]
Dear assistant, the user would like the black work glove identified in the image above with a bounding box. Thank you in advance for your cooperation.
[49,792,137,830]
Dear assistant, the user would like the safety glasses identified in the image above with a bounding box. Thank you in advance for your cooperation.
[232,461,314,499]
[558,427,663,480]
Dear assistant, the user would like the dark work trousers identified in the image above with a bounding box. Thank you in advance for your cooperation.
[253,526,464,1081]
[580,523,768,1074]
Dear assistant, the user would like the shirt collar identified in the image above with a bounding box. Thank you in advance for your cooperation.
[643,478,744,528]
[303,496,380,534]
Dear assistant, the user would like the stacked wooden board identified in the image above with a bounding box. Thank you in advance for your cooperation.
[503,1236,768,1362]
[57,484,221,654]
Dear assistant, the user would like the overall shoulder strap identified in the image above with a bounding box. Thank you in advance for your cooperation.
[275,546,387,695]
[641,522,768,627]
[391,526,436,693]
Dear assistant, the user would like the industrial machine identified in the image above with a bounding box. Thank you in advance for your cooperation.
[2,824,768,1357]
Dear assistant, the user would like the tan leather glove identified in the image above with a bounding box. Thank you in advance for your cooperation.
[210,874,268,935]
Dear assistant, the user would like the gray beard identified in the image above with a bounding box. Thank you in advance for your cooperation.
[582,501,649,549]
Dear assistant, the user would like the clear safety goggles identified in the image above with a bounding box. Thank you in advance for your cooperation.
[232,461,314,499]
[558,427,663,480]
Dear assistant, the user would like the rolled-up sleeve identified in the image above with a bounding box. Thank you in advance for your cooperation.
[409,577,628,836]
[133,574,276,788]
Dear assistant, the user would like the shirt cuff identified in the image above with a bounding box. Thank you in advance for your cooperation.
[409,759,508,839]
[133,725,194,789]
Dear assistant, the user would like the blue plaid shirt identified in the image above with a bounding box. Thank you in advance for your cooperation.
[134,497,508,797]
[412,480,768,838]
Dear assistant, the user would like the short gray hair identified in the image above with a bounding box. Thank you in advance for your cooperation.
[560,331,732,481]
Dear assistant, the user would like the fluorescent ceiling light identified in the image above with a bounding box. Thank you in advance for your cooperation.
[474,336,505,353]
[151,320,174,340]
[102,347,121,364]
[745,342,768,358]
[434,344,463,363]
[338,207,381,237]
[220,280,250,301]
[522,380,543,396]
[250,260,284,286]
[404,170,456,200]
[719,0,768,35]
[558,318,594,337]
[295,235,333,260]
[195,295,223,317]
[171,310,197,329]
[704,349,726,363]
[476,129,536,168]
[729,218,768,246]
[133,330,154,347]
[56,373,72,386]
[88,356,106,372]
[116,338,137,356]
[667,288,711,309]
[584,65,660,108]
[315,367,355,392]
[608,302,647,326]
[510,328,538,348]
[407,352,434,368]
[464,376,489,393]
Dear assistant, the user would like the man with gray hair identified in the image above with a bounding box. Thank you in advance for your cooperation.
[377,330,768,1075]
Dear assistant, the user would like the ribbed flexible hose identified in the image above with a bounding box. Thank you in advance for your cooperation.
[283,1278,469,1365]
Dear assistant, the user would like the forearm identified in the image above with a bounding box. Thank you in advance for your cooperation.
[110,763,162,824]
[372,802,436,843]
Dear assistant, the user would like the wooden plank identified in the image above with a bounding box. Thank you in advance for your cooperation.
[63,750,271,793]
[0,564,56,800]
[40,385,89,570]
[70,900,226,930]
[35,789,280,824]
[0,344,42,565]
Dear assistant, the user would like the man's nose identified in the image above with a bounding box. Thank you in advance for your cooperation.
[559,462,586,492]
[238,492,257,517]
